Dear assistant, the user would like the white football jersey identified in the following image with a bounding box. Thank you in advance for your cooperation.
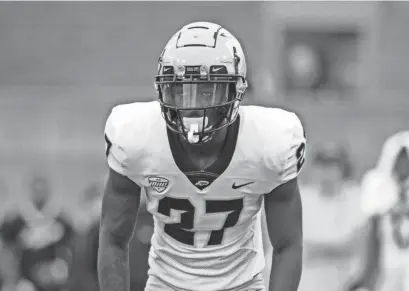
[104,101,306,291]
[360,131,409,291]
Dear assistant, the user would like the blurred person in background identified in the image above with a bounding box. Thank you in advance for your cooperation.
[348,131,409,291]
[0,179,22,290]
[0,239,20,291]
[299,144,367,291]
[68,182,102,291]
[3,174,76,291]
[70,184,153,291]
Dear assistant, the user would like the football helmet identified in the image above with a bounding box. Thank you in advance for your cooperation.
[377,131,409,175]
[154,22,248,143]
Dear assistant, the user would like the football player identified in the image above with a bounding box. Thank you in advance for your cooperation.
[348,131,409,291]
[98,22,306,291]
[299,145,366,291]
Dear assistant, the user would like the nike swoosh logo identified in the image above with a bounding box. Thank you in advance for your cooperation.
[232,181,255,189]
[212,67,223,72]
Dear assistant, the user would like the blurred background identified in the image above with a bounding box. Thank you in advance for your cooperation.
[0,1,408,291]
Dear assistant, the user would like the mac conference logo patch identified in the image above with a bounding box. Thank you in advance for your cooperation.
[148,176,169,193]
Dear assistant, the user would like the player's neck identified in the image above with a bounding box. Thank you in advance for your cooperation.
[319,180,344,197]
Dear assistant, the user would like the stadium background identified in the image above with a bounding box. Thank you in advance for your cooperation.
[0,1,408,291]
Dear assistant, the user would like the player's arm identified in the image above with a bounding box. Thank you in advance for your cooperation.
[346,215,381,291]
[263,112,306,291]
[261,206,273,291]
[98,168,141,291]
[264,177,303,291]
[98,108,141,291]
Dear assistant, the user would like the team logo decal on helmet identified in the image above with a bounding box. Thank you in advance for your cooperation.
[154,22,248,144]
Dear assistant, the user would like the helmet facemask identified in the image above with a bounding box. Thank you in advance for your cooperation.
[155,65,245,144]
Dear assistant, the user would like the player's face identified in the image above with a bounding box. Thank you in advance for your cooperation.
[162,83,229,109]
[315,163,343,189]
[30,177,50,207]
[161,82,230,131]
[394,148,409,183]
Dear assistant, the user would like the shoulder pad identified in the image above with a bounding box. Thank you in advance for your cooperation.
[244,107,306,191]
[360,169,399,217]
[104,102,160,176]
[271,110,306,186]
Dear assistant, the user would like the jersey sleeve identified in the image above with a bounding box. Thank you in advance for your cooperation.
[278,113,306,184]
[265,112,306,191]
[104,107,129,176]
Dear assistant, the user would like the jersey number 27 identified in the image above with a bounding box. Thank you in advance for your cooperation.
[157,197,244,247]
